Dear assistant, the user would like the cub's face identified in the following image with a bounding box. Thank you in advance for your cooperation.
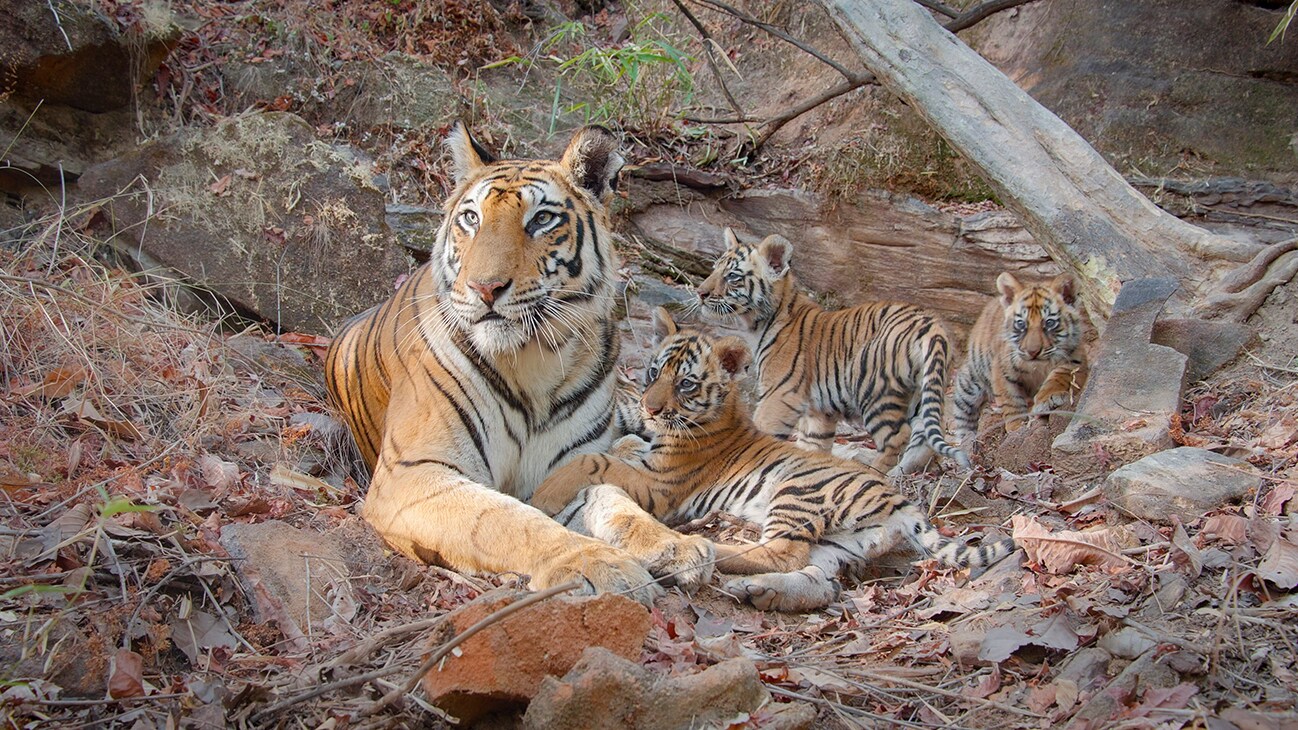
[996,273,1082,363]
[642,310,751,433]
[697,228,793,325]
[437,124,623,357]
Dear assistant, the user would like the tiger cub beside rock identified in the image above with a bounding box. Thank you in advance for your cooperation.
[532,309,1017,612]
[951,272,1088,450]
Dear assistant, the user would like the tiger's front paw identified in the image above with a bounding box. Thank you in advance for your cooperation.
[1031,391,1070,415]
[533,542,663,607]
[642,533,715,592]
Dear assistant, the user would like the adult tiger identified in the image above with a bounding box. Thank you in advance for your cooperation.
[697,228,969,475]
[324,124,711,604]
[532,310,1015,612]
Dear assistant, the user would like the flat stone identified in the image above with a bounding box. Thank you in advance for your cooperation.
[1103,447,1261,523]
[423,592,651,724]
[1152,317,1253,383]
[1054,278,1188,474]
[220,520,353,650]
[523,647,815,730]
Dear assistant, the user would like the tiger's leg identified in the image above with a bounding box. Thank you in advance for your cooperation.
[989,359,1032,433]
[530,454,618,515]
[1031,361,1088,416]
[793,410,838,452]
[363,460,663,606]
[950,360,988,448]
[861,397,911,473]
[554,484,715,591]
[723,543,851,612]
[753,394,804,444]
[894,425,935,476]
[712,538,812,574]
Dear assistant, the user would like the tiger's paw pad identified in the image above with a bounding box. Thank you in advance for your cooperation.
[724,574,840,613]
[535,544,663,607]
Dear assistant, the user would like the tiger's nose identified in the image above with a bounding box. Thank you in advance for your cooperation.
[644,403,663,416]
[468,279,511,306]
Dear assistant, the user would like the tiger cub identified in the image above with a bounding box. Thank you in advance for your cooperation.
[697,227,968,475]
[532,309,1017,612]
[951,272,1087,448]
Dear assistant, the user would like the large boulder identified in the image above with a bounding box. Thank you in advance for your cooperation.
[77,112,412,333]
[967,0,1298,181]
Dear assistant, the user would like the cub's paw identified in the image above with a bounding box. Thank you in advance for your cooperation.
[724,571,840,613]
[641,533,715,592]
[1031,391,1070,415]
[533,542,663,607]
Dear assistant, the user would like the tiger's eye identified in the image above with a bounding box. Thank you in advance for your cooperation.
[459,210,479,228]
[678,378,698,393]
[532,211,555,227]
[647,366,660,382]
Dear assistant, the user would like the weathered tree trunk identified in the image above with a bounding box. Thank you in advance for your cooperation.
[819,0,1296,328]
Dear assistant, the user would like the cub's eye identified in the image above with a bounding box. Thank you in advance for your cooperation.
[646,366,660,382]
[725,272,744,284]
[531,211,556,228]
[1044,317,1060,330]
[458,210,480,229]
[1013,318,1027,332]
[678,378,699,394]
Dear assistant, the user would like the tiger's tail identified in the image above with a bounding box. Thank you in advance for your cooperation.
[899,504,1016,569]
[910,329,971,469]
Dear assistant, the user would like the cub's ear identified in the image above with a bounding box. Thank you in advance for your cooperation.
[1050,273,1077,306]
[757,234,792,278]
[652,306,678,345]
[560,126,625,201]
[713,336,752,378]
[723,227,742,249]
[995,272,1023,307]
[445,121,497,185]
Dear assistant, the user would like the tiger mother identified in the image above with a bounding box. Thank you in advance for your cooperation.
[324,124,712,604]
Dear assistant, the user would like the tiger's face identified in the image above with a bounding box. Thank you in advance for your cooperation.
[641,308,750,432]
[436,124,624,357]
[697,228,793,325]
[996,272,1082,364]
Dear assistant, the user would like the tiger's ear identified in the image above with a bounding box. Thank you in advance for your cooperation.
[713,336,752,378]
[723,227,742,249]
[652,306,678,345]
[445,121,496,185]
[1050,273,1077,306]
[996,272,1023,307]
[757,235,792,278]
[560,126,625,202]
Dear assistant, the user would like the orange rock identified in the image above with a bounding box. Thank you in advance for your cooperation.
[422,591,651,723]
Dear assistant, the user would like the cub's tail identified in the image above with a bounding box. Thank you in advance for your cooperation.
[906,327,971,470]
[899,504,1016,569]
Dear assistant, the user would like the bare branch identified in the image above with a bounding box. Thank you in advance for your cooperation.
[670,0,747,122]
[686,0,861,82]
[945,0,1038,33]
[913,0,960,18]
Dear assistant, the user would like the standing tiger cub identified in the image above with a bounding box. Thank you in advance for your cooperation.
[532,310,1017,612]
[951,272,1087,449]
[697,228,969,475]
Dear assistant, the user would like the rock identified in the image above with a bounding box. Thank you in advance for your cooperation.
[1152,317,1253,383]
[219,520,355,651]
[2,2,179,113]
[1067,649,1180,729]
[1053,278,1188,475]
[386,204,442,256]
[1103,447,1261,523]
[76,112,411,333]
[522,647,815,730]
[967,1,1298,181]
[987,413,1070,474]
[422,592,651,724]
[1098,627,1158,660]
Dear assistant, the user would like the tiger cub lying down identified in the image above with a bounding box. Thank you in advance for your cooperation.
[532,309,1017,612]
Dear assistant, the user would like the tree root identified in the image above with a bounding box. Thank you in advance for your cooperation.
[1192,238,1298,322]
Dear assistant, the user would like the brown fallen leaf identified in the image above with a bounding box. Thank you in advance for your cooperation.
[1202,513,1248,545]
[1010,515,1131,574]
[1257,531,1298,589]
[16,366,88,399]
[108,648,145,699]
[1169,521,1203,578]
[60,396,144,441]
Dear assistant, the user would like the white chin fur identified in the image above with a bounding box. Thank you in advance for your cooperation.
[469,320,531,357]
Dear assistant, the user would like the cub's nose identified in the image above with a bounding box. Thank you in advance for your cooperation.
[644,403,663,416]
[468,279,511,306]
